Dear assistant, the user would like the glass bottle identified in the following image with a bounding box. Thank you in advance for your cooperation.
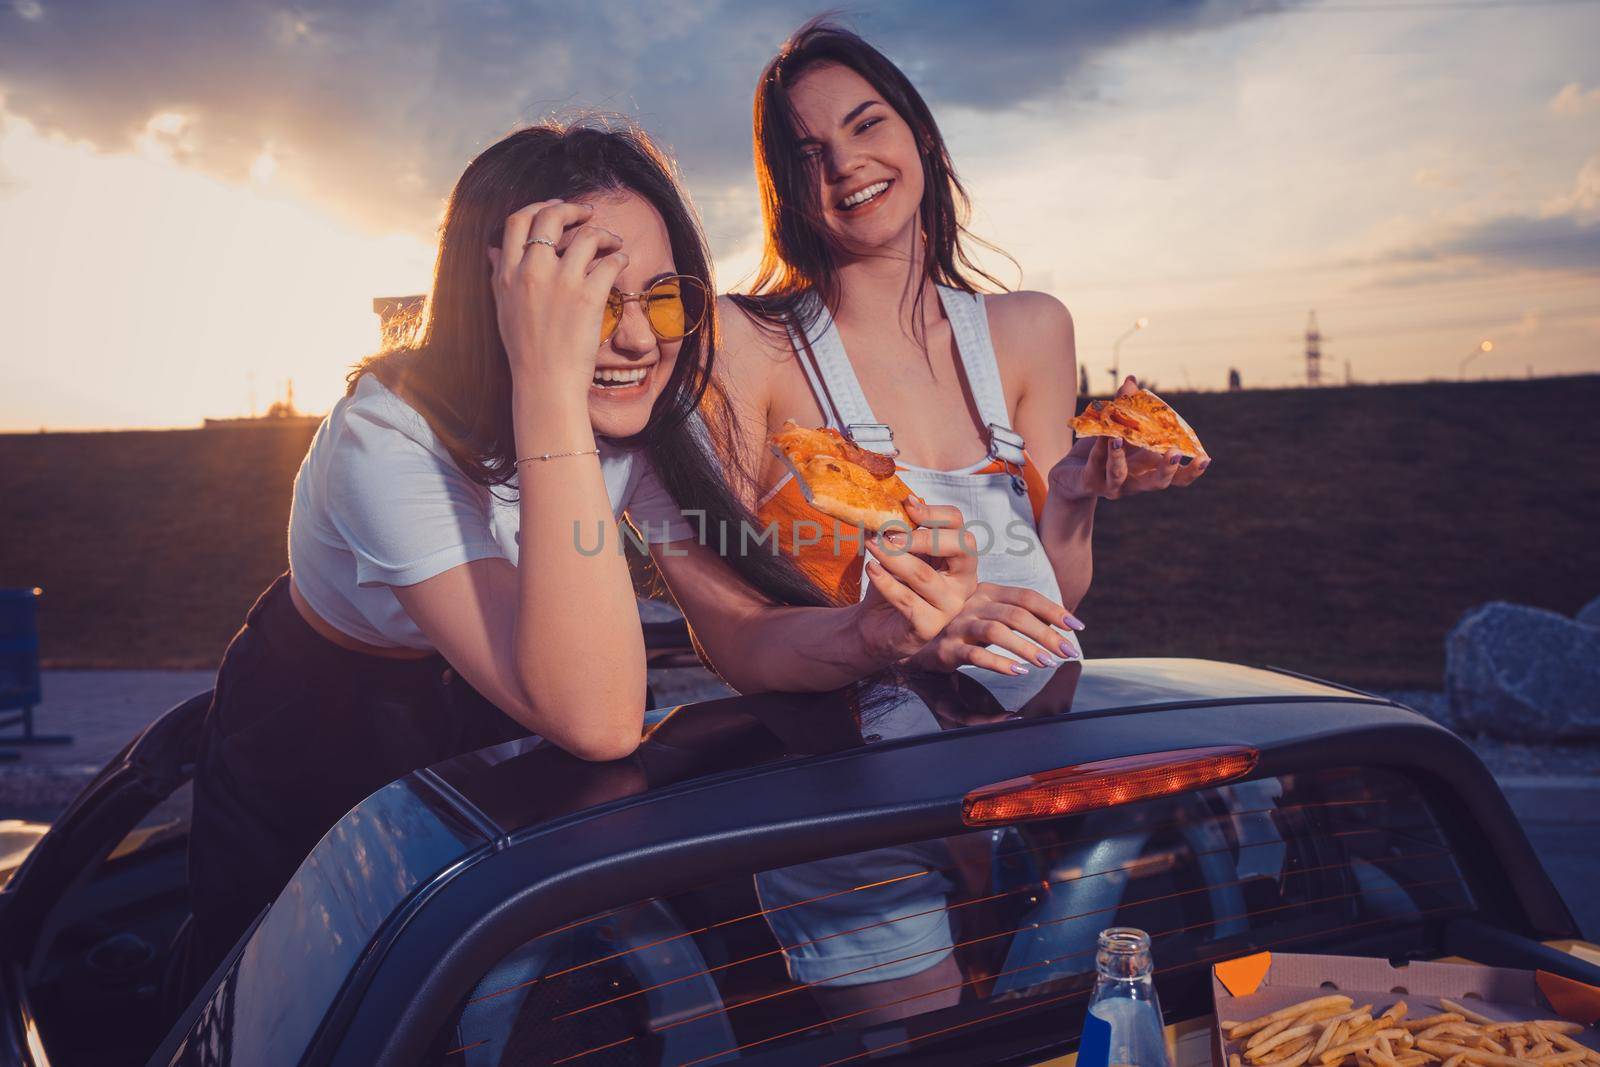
[1078,927,1172,1067]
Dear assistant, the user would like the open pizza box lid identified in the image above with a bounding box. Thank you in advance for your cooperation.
[1208,951,1600,1067]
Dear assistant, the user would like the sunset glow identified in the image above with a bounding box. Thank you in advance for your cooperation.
[0,112,433,430]
[1,1,1597,431]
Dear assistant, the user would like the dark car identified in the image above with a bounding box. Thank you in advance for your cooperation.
[1,658,1596,1066]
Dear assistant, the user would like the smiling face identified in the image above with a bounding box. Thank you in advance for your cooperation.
[573,189,687,439]
[785,61,925,257]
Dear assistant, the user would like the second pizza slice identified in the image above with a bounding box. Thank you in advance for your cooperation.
[1070,388,1207,459]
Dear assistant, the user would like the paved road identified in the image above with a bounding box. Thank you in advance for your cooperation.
[1498,777,1600,941]
[0,669,216,819]
[3,672,1595,941]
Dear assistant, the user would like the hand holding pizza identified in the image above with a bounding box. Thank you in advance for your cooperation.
[765,423,981,664]
[854,501,980,662]
[1051,376,1211,501]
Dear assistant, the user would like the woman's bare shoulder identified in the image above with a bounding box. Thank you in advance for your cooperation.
[715,295,798,403]
[717,295,794,360]
[985,290,1076,376]
[985,289,1073,333]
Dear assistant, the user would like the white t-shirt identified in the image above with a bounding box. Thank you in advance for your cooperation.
[288,372,692,650]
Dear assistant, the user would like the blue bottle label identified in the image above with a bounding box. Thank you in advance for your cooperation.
[1079,1009,1112,1067]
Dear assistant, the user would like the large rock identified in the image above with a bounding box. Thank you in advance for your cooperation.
[1445,602,1600,741]
[1577,595,1600,628]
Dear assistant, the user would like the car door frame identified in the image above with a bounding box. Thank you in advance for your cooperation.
[0,688,213,1066]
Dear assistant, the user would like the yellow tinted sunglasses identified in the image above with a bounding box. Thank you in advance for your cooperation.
[601,274,708,345]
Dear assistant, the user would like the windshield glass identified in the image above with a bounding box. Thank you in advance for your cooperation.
[432,764,1474,1066]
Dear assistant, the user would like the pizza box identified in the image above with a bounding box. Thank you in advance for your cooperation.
[1209,951,1600,1067]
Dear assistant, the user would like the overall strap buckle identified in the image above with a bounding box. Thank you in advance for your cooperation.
[845,423,899,457]
[986,422,1027,466]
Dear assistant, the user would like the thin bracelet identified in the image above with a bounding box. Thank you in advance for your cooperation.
[515,448,601,465]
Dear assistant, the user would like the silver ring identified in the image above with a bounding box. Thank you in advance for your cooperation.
[524,236,556,250]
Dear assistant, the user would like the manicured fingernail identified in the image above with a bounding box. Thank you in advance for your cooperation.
[1112,438,1123,450]
[1010,663,1030,676]
[1169,454,1181,465]
[1036,652,1059,668]
[1060,640,1078,657]
[1062,615,1085,631]
[864,557,881,573]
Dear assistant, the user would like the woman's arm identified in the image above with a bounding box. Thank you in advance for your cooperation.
[393,200,645,761]
[1003,294,1211,615]
[994,292,1100,612]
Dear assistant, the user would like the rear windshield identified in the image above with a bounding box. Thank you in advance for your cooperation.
[432,766,1475,1066]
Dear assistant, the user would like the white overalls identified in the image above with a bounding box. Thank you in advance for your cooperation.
[754,287,1082,991]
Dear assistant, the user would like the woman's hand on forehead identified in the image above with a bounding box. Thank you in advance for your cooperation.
[550,221,668,283]
[567,191,677,283]
[552,215,620,258]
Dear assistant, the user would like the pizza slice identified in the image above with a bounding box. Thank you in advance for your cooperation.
[1069,388,1207,458]
[769,420,918,531]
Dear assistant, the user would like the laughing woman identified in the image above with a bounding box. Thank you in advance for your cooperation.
[718,23,1215,1025]
[718,21,1209,677]
[185,120,977,984]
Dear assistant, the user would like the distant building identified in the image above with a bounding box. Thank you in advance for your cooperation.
[203,379,321,430]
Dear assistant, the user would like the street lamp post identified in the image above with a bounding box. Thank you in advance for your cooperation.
[1110,317,1149,392]
[1459,339,1494,380]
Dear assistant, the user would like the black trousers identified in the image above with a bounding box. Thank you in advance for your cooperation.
[185,572,525,988]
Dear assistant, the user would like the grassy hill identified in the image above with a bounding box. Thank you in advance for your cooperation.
[3,375,1598,689]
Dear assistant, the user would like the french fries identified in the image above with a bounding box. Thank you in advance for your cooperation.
[1220,993,1599,1067]
[1406,1014,1467,1032]
[1440,1000,1498,1027]
[1227,997,1357,1040]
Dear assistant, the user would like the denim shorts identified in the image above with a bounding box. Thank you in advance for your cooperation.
[754,840,957,987]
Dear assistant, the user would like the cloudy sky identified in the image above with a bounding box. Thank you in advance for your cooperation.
[2,0,1597,430]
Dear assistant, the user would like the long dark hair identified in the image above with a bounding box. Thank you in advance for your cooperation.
[732,18,1012,338]
[353,118,830,610]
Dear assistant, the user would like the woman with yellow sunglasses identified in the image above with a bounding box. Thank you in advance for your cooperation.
[183,118,978,992]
